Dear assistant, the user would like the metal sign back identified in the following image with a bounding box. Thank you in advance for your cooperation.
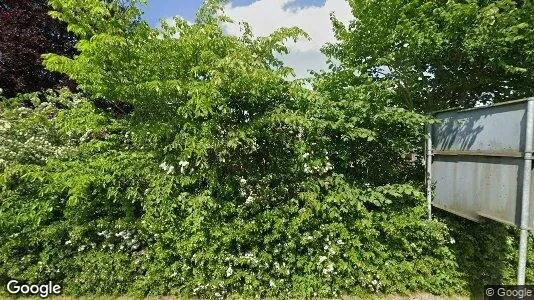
[428,97,534,285]
[430,99,532,228]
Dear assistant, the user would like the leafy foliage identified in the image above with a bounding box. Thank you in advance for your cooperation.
[317,0,534,294]
[449,217,534,294]
[0,0,77,97]
[0,88,461,297]
[323,0,534,112]
[1,0,530,298]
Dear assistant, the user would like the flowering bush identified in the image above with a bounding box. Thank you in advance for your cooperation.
[1,0,531,298]
[0,90,82,169]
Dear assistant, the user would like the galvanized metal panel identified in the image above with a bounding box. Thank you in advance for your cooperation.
[433,156,522,226]
[433,102,527,153]
[431,99,533,228]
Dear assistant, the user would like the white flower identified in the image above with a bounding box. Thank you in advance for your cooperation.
[245,195,254,204]
[159,161,169,171]
[193,284,209,294]
[322,263,334,275]
[296,127,304,139]
[244,252,257,261]
[450,238,456,244]
[226,266,234,277]
[167,165,175,174]
[318,256,327,263]
[97,230,109,237]
[179,160,189,173]
[302,152,310,159]
[304,163,311,173]
[0,121,11,131]
[80,129,92,142]
[65,240,72,245]
[240,178,247,184]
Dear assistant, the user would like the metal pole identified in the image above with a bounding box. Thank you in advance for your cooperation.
[426,124,433,220]
[518,98,534,285]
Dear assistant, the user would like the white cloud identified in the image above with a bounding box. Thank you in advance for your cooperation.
[279,50,330,79]
[222,0,353,78]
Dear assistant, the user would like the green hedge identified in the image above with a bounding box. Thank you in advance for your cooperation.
[0,90,530,298]
[1,0,532,296]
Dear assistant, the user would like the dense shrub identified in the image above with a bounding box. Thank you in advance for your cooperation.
[1,0,532,298]
[0,77,463,300]
[321,0,534,112]
[0,1,462,292]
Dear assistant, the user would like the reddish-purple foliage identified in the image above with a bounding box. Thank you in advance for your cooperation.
[0,0,77,97]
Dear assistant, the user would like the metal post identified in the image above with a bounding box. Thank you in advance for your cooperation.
[518,98,534,285]
[426,124,433,220]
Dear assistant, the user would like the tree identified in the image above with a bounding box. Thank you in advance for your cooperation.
[0,0,471,297]
[322,0,534,112]
[0,0,77,97]
[316,0,534,291]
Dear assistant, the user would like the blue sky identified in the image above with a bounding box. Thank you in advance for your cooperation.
[138,0,351,78]
[139,0,202,26]
[140,0,327,27]
[140,0,267,26]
